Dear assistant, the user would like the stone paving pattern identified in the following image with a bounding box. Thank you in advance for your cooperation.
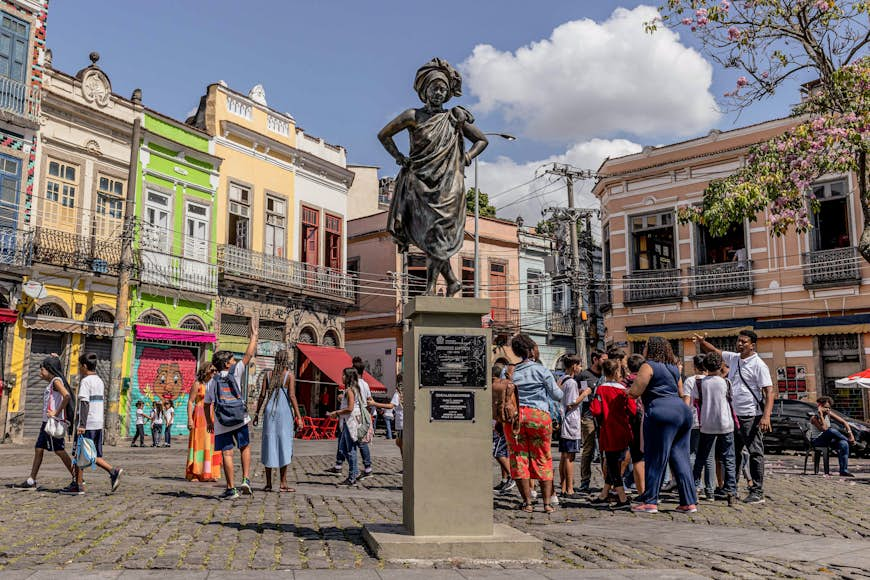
[0,436,868,578]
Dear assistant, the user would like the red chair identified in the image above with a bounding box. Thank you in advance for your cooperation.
[297,417,318,440]
[321,417,339,439]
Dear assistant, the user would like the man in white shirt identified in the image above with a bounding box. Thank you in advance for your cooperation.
[695,330,774,504]
[60,353,123,495]
[205,321,257,500]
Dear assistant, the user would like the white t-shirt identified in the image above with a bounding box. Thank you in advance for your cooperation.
[164,406,174,426]
[151,408,163,425]
[560,377,582,440]
[722,351,772,417]
[78,374,105,431]
[135,408,145,425]
[695,375,735,434]
[390,391,404,431]
[358,376,372,410]
[204,363,250,435]
[43,378,64,422]
[682,375,703,429]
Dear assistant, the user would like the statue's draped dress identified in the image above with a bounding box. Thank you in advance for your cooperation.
[387,107,469,262]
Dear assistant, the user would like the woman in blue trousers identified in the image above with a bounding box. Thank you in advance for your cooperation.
[628,336,698,513]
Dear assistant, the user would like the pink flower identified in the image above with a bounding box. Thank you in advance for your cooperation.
[721,0,731,9]
[697,16,709,25]
[695,8,708,17]
[736,76,749,87]
[728,26,741,40]
[682,17,693,25]
[815,0,829,11]
[761,71,769,79]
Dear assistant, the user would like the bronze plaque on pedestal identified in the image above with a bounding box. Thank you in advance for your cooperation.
[419,334,487,388]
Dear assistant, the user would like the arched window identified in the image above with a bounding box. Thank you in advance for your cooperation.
[88,310,114,324]
[36,303,65,318]
[179,316,206,332]
[322,331,339,348]
[297,327,316,344]
[139,311,168,327]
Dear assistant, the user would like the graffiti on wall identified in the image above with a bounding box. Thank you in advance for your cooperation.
[128,345,198,437]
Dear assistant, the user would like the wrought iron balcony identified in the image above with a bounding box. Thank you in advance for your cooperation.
[623,268,682,305]
[32,227,122,275]
[802,246,861,289]
[218,244,353,301]
[0,77,40,125]
[547,311,574,336]
[491,307,521,332]
[595,279,612,312]
[139,249,217,295]
[689,260,754,299]
[0,226,32,269]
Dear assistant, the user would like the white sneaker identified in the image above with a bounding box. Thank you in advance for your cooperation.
[550,494,560,506]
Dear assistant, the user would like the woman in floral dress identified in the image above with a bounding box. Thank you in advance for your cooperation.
[186,363,220,481]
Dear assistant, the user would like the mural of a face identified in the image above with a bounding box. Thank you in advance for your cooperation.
[153,363,184,401]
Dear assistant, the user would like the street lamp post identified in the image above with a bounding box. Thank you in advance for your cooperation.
[474,132,516,298]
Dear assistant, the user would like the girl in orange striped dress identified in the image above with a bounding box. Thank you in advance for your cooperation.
[186,364,221,481]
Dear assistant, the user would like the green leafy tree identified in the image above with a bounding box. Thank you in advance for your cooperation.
[650,1,870,260]
[466,188,497,217]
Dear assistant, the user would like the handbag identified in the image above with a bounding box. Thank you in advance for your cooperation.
[44,382,67,439]
[357,391,374,444]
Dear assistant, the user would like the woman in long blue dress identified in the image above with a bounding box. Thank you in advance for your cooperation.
[253,349,303,491]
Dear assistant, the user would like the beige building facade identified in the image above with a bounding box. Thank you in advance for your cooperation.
[593,118,870,420]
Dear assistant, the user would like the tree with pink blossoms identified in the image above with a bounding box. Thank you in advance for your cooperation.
[649,1,870,261]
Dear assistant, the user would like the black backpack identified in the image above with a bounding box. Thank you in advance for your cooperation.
[213,370,247,428]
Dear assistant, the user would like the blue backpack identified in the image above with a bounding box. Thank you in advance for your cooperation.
[214,369,247,428]
[75,436,97,470]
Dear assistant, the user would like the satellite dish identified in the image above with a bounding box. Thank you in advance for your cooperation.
[22,281,48,300]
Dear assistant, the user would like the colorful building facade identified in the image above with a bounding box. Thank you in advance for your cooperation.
[123,110,221,438]
[593,117,870,420]
[187,82,355,413]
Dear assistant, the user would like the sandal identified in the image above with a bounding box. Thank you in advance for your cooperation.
[279,486,295,493]
[518,503,534,513]
[544,504,556,514]
[262,486,273,492]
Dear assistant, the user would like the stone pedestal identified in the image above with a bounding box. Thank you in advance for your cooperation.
[363,297,542,562]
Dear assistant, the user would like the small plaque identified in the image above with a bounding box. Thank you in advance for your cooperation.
[430,390,475,422]
[419,334,487,388]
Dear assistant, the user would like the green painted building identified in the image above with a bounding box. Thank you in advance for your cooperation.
[123,110,222,437]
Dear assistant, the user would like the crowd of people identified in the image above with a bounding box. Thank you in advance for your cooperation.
[12,324,857,507]
[489,329,858,513]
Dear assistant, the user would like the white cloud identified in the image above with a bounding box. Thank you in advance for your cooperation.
[468,138,642,236]
[461,5,719,142]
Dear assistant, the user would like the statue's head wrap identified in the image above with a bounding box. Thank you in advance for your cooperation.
[414,58,463,104]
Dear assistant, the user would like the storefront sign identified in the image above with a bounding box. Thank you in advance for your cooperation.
[419,334,487,388]
[430,390,475,422]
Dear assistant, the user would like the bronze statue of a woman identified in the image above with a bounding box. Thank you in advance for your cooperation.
[378,58,488,297]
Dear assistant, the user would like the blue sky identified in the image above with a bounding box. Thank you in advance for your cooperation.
[46,1,805,221]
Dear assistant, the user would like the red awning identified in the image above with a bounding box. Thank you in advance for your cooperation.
[0,308,17,324]
[135,324,217,344]
[296,343,387,393]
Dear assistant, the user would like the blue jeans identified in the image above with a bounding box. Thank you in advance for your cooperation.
[694,432,737,494]
[335,432,372,471]
[813,428,850,474]
[639,397,697,506]
[384,417,394,439]
[164,425,171,446]
[338,423,359,480]
[690,428,716,492]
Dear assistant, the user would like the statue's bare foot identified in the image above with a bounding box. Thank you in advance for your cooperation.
[446,281,462,297]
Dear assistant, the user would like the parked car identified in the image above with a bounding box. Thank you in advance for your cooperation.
[765,398,870,457]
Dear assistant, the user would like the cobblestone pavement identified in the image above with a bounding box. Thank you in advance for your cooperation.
[0,435,868,578]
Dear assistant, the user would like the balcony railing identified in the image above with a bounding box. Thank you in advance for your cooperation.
[140,249,217,295]
[218,244,353,301]
[0,76,40,124]
[491,307,521,332]
[689,260,754,299]
[802,246,861,288]
[595,279,612,312]
[33,227,123,275]
[547,311,574,336]
[623,268,682,305]
[0,226,32,268]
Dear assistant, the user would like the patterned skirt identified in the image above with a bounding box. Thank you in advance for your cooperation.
[186,403,222,481]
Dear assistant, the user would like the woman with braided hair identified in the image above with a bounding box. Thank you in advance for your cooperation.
[253,349,303,492]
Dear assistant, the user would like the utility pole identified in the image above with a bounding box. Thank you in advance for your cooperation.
[106,88,143,445]
[543,163,596,366]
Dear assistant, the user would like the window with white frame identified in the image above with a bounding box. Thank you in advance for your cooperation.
[265,194,286,258]
[228,183,250,249]
[631,211,675,271]
[811,180,850,251]
[527,269,543,311]
[95,174,125,238]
